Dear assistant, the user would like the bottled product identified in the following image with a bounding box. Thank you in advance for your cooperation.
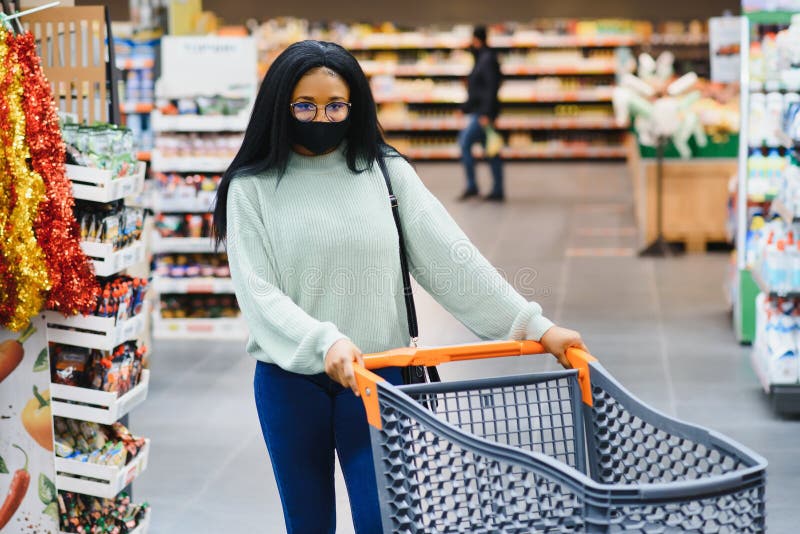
[756,295,800,384]
[749,93,767,146]
[766,92,784,146]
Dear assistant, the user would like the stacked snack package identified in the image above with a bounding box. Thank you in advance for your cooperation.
[62,121,138,178]
[75,201,147,251]
[92,276,149,321]
[153,254,230,278]
[59,491,148,533]
[51,342,146,396]
[53,418,146,468]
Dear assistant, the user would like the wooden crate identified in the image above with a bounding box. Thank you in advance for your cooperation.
[633,156,736,253]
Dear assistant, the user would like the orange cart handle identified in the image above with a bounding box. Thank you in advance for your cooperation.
[354,340,597,429]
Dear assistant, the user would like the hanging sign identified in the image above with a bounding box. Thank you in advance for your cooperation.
[709,16,743,83]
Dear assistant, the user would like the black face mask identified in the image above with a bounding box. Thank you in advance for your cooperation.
[289,118,349,155]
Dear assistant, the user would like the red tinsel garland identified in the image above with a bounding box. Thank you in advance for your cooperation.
[14,32,99,314]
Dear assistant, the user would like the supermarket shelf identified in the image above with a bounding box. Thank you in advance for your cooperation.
[151,110,250,132]
[55,439,150,499]
[500,88,614,103]
[151,235,216,254]
[344,34,640,51]
[67,162,146,203]
[380,116,622,131]
[121,102,154,114]
[402,144,626,160]
[45,311,147,351]
[363,63,616,77]
[751,343,800,414]
[747,192,777,203]
[501,64,616,76]
[154,276,235,294]
[150,151,233,173]
[82,241,146,277]
[153,316,248,340]
[374,88,614,104]
[751,268,800,298]
[647,34,709,46]
[51,370,150,425]
[772,198,799,222]
[150,195,215,213]
[116,57,155,70]
[750,343,772,394]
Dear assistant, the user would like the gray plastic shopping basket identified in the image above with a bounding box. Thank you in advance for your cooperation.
[354,340,767,533]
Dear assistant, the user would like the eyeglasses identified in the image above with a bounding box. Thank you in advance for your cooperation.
[290,101,351,123]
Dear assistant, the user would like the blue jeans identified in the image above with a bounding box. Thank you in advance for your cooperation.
[254,361,403,534]
[458,114,504,196]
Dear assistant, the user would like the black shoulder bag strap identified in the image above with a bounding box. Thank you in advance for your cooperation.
[377,156,440,385]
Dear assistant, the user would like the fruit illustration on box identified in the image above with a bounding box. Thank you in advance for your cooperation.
[0,445,30,529]
[0,322,36,383]
[22,386,53,451]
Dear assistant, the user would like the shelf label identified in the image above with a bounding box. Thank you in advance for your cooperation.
[187,282,214,293]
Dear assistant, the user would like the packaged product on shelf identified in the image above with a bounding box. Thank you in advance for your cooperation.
[150,172,220,208]
[157,94,250,116]
[50,342,146,395]
[53,417,146,466]
[75,201,147,250]
[154,212,215,238]
[160,294,239,319]
[154,253,230,279]
[58,491,149,533]
[93,276,149,320]
[755,294,800,384]
[61,122,139,177]
[154,132,243,159]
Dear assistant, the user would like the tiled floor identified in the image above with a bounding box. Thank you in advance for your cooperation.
[135,162,799,533]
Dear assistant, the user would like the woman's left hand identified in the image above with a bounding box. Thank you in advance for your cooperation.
[540,326,588,368]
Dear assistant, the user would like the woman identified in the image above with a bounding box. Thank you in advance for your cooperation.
[213,40,586,534]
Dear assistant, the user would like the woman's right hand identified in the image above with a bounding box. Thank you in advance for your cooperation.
[324,339,364,396]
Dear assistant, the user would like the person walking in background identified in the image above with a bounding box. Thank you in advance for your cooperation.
[458,25,504,202]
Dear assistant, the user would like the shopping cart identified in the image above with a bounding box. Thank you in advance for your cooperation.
[353,340,767,533]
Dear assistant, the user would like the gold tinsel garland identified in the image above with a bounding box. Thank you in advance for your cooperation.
[0,30,50,330]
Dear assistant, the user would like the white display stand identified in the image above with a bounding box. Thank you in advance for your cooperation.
[150,36,256,341]
[51,370,150,425]
[81,241,146,277]
[66,162,146,203]
[150,234,216,254]
[45,309,147,351]
[150,151,233,173]
[55,439,151,498]
[151,109,250,133]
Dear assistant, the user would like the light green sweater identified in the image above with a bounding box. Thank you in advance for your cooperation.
[225,147,554,375]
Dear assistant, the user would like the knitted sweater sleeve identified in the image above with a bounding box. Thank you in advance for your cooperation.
[390,158,555,341]
[226,178,348,374]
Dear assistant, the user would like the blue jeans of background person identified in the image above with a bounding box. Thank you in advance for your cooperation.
[458,114,504,196]
[254,361,403,534]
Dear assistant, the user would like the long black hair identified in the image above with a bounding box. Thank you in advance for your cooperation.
[212,40,394,247]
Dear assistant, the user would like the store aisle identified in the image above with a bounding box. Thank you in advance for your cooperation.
[135,162,797,533]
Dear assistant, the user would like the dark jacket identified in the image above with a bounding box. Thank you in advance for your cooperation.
[462,47,501,119]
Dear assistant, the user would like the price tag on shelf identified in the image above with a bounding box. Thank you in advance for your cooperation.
[186,281,215,293]
[124,463,137,486]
